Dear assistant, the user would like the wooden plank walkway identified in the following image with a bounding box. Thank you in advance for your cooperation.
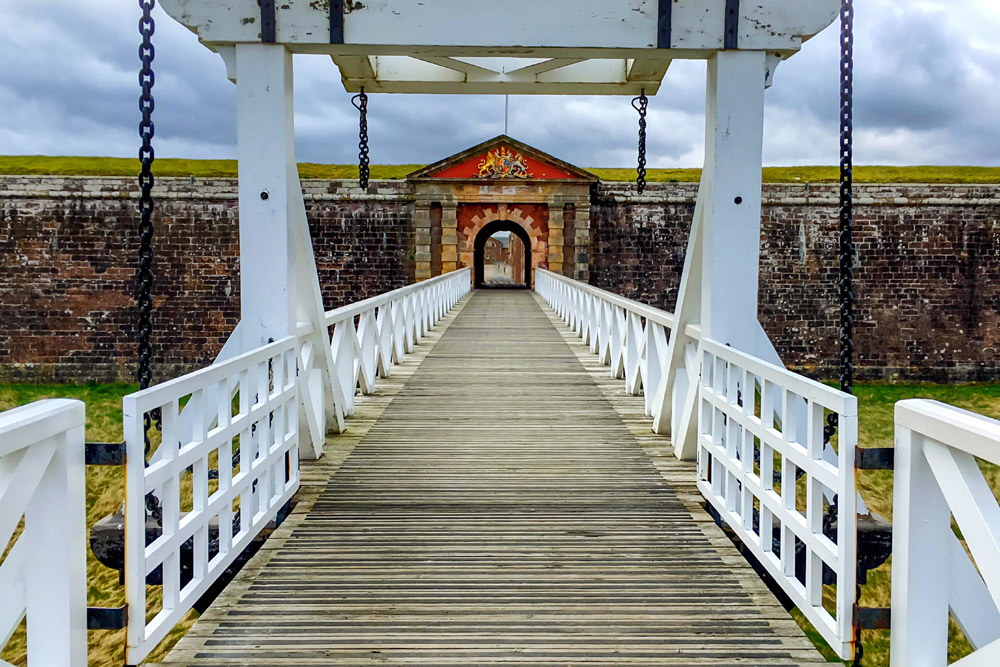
[155,290,828,666]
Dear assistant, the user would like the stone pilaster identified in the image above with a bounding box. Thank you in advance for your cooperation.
[414,201,432,281]
[574,203,591,282]
[547,204,564,275]
[441,202,459,273]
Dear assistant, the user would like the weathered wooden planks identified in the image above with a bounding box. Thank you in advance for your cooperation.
[153,290,828,666]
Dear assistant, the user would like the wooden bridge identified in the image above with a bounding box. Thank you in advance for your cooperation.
[151,290,827,666]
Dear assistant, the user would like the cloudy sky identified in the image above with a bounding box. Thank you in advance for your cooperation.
[1,0,998,168]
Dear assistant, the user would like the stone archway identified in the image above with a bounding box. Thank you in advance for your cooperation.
[459,203,548,289]
[474,220,533,289]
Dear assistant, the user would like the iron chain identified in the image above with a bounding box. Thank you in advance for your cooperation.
[836,1,861,664]
[138,0,163,524]
[352,88,370,189]
[632,90,648,195]
[137,0,157,442]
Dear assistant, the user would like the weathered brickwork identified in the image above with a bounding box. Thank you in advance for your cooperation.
[0,177,412,382]
[592,183,1000,381]
[2,177,998,382]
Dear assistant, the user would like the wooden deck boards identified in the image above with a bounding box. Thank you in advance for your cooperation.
[154,290,828,666]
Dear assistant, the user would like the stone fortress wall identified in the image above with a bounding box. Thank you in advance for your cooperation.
[1,175,997,382]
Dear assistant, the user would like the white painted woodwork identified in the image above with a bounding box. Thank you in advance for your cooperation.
[159,0,839,94]
[648,50,770,461]
[697,338,858,659]
[123,338,302,665]
[891,400,1000,667]
[236,44,296,349]
[0,399,87,667]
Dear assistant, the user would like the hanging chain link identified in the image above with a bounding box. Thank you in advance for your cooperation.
[835,0,860,664]
[352,88,370,189]
[138,0,162,524]
[137,0,157,440]
[631,90,648,195]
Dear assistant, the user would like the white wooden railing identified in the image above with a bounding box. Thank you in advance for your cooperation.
[536,268,859,659]
[124,268,470,664]
[891,400,1000,666]
[0,399,87,667]
[698,339,857,658]
[536,269,676,422]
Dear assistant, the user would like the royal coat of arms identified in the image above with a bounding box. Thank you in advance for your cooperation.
[477,147,533,179]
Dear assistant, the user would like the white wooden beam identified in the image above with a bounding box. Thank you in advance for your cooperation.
[506,58,585,77]
[235,44,340,458]
[656,50,768,461]
[412,56,499,76]
[164,0,841,58]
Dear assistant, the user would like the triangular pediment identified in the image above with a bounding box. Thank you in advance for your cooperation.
[408,136,597,182]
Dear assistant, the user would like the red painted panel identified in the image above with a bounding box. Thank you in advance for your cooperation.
[433,145,575,180]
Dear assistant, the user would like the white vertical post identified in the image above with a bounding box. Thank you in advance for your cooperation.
[236,44,297,350]
[700,50,766,351]
[3,400,88,667]
[890,425,951,666]
[659,50,768,460]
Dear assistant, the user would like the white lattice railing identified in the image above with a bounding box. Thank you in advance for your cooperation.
[0,399,87,667]
[891,400,1000,666]
[124,268,471,664]
[698,339,857,658]
[536,269,676,422]
[536,269,859,659]
[124,337,301,662]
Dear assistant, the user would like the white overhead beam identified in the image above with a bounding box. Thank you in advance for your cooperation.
[628,58,672,83]
[164,0,839,94]
[413,56,500,76]
[164,0,840,54]
[505,58,585,77]
[340,56,663,94]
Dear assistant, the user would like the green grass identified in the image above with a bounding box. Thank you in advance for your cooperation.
[3,155,1000,184]
[2,381,1000,666]
[0,384,196,667]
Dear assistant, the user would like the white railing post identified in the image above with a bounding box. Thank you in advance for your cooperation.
[0,399,87,667]
[890,399,1000,667]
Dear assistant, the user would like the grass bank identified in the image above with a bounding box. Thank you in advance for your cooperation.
[2,155,1000,184]
[2,381,1000,665]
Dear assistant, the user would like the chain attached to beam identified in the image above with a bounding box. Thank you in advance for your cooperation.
[137,0,158,449]
[352,88,371,189]
[137,0,164,525]
[632,90,648,195]
[834,1,861,665]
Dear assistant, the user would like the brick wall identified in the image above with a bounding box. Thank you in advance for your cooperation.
[0,176,412,382]
[592,183,1000,381]
[2,177,997,383]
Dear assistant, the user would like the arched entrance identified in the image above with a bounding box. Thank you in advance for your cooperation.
[474,220,532,289]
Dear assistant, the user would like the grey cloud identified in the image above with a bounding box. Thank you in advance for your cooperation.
[1,1,997,167]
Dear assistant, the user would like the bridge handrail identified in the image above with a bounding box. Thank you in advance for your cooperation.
[536,269,859,659]
[0,399,87,666]
[324,267,469,326]
[123,268,471,664]
[698,337,857,658]
[535,268,675,330]
[890,399,1000,666]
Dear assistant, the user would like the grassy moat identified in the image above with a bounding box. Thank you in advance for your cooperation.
[2,381,999,666]
[2,155,1000,184]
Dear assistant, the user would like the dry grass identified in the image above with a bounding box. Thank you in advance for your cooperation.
[2,155,1000,184]
[0,384,196,667]
[3,381,1000,666]
[791,383,1000,665]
